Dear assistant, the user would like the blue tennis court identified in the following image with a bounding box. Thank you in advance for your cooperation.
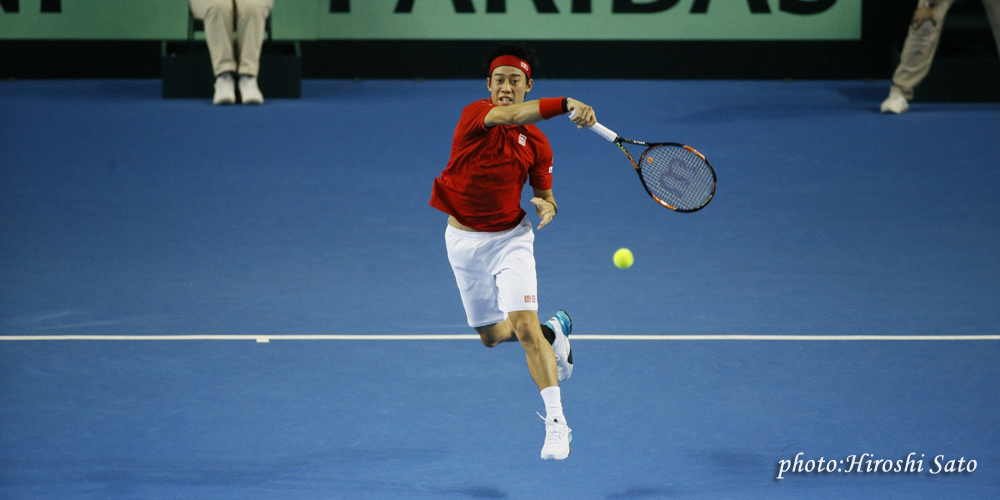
[2,79,998,499]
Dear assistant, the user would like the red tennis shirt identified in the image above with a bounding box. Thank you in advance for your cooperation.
[430,99,554,232]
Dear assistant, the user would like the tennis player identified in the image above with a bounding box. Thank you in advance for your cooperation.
[430,44,597,460]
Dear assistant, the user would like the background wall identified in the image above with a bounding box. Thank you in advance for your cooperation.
[0,0,994,80]
[0,0,861,40]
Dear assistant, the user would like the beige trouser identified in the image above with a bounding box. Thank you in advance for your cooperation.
[190,0,274,77]
[891,0,1000,99]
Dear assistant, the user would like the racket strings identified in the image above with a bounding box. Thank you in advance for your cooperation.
[640,146,715,211]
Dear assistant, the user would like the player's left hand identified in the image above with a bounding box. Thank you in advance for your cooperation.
[530,197,556,229]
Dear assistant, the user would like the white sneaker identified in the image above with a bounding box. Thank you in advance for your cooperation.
[239,75,264,105]
[539,413,572,460]
[213,73,236,105]
[546,310,573,381]
[880,88,909,114]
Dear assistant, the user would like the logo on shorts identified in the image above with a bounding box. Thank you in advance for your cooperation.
[524,295,536,303]
[518,133,527,146]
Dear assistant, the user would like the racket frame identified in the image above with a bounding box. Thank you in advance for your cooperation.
[590,123,716,212]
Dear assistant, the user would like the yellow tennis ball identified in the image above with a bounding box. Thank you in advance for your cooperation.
[613,248,634,269]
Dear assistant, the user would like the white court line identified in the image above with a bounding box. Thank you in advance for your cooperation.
[0,334,998,341]
[0,335,482,341]
[579,335,1000,341]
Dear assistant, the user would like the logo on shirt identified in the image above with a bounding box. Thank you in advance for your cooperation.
[518,133,527,146]
[524,295,536,304]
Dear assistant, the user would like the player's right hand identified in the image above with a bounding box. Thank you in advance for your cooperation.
[567,99,596,129]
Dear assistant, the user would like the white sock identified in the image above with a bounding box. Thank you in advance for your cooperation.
[540,386,565,422]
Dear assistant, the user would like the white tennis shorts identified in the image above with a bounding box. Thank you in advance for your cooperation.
[445,218,538,328]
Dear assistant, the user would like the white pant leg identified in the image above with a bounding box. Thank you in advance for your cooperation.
[190,0,237,77]
[982,0,1000,57]
[891,0,953,100]
[235,0,273,77]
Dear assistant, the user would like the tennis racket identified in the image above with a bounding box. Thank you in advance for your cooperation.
[578,116,716,212]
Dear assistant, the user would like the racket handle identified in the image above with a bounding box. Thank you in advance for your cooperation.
[588,122,619,143]
[569,109,619,142]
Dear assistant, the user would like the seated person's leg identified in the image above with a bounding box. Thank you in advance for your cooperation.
[190,0,238,104]
[234,0,274,104]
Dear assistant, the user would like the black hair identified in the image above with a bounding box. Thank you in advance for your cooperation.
[485,43,539,77]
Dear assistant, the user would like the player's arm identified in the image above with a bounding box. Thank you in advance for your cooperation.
[530,189,557,230]
[485,101,545,127]
[484,98,596,128]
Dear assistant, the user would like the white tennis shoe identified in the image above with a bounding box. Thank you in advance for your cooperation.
[539,413,572,460]
[239,75,264,105]
[546,310,573,381]
[880,88,909,114]
[213,73,236,105]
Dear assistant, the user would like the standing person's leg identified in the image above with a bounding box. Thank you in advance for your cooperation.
[882,0,953,113]
[981,0,1000,56]
[190,0,238,104]
[234,0,273,104]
